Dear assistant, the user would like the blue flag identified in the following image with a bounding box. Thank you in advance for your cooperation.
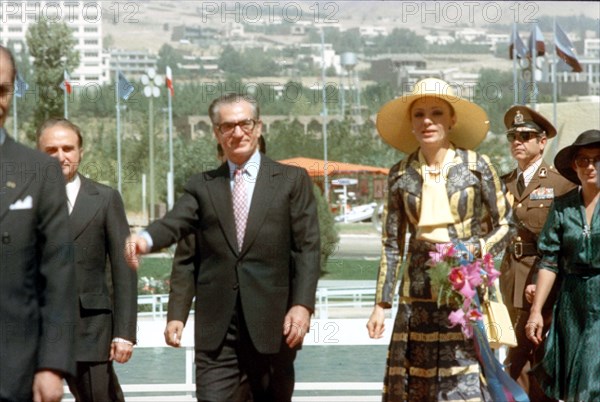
[117,71,134,100]
[14,73,29,98]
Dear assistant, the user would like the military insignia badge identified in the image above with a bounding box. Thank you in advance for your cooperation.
[538,167,547,178]
[530,187,555,200]
[514,110,524,125]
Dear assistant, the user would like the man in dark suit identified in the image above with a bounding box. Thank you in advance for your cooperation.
[0,45,76,402]
[37,118,137,402]
[164,137,267,350]
[127,93,320,402]
[499,106,575,402]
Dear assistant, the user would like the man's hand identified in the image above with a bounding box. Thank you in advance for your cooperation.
[124,234,149,269]
[164,320,184,347]
[32,370,63,402]
[283,305,311,348]
[110,340,133,364]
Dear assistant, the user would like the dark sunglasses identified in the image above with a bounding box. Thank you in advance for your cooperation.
[574,156,600,168]
[506,131,540,143]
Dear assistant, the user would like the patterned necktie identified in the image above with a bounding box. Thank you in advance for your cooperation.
[517,173,525,196]
[232,168,248,251]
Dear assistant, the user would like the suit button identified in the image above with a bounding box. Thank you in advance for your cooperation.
[232,283,239,290]
[2,232,9,244]
[517,203,522,208]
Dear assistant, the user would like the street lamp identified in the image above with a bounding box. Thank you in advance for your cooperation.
[141,68,162,221]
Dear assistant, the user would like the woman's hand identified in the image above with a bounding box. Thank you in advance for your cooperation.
[526,310,544,346]
[367,305,386,339]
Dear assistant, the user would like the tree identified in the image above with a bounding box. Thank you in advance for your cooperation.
[26,20,79,131]
[157,44,183,75]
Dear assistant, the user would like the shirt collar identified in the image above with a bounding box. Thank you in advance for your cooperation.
[227,149,261,179]
[518,157,542,184]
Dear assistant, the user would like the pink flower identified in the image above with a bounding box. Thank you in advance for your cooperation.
[465,261,484,288]
[449,267,476,299]
[428,243,456,265]
[482,253,501,285]
[448,308,466,328]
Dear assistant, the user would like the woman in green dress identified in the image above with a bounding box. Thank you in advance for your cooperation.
[527,129,600,401]
[366,78,513,401]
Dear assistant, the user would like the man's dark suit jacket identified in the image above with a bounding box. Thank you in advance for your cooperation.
[167,233,197,325]
[70,175,137,361]
[148,156,321,354]
[0,135,76,400]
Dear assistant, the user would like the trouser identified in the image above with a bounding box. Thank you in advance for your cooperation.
[66,361,125,402]
[195,301,297,402]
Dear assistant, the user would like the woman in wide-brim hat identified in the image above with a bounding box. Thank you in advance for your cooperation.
[527,129,600,401]
[367,78,513,401]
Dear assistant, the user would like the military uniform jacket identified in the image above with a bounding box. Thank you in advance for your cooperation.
[500,160,576,311]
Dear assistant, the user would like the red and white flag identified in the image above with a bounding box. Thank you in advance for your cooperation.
[528,25,545,57]
[165,66,174,96]
[60,70,72,94]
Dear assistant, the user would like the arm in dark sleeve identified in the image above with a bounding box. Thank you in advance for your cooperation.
[106,188,138,343]
[36,159,77,376]
[289,169,321,312]
[167,233,197,324]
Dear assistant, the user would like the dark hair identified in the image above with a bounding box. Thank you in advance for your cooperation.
[208,93,260,125]
[0,45,17,83]
[36,118,84,148]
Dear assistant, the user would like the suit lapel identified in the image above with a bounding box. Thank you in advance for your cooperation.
[206,164,238,253]
[69,176,102,240]
[0,137,35,223]
[241,156,278,254]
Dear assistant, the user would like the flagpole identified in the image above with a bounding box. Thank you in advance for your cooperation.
[12,88,18,142]
[63,71,68,119]
[530,26,537,107]
[115,69,122,194]
[552,19,558,129]
[513,23,519,104]
[167,74,174,210]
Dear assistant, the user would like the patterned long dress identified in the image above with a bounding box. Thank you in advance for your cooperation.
[376,148,513,402]
[533,189,600,402]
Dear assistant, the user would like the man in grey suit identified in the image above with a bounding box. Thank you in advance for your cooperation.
[1,45,76,402]
[37,118,137,402]
[127,93,320,402]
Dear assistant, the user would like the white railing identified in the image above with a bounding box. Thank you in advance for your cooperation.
[138,285,397,319]
[62,318,389,402]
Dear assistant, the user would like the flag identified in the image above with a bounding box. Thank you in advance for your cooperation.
[509,30,528,59]
[165,66,174,97]
[117,71,134,100]
[528,25,545,57]
[14,73,29,98]
[59,70,72,94]
[555,23,582,73]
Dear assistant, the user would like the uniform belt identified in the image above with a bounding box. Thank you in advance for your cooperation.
[509,242,539,258]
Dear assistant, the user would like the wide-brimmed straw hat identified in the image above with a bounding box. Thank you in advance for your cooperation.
[503,105,557,138]
[554,129,600,184]
[376,78,490,154]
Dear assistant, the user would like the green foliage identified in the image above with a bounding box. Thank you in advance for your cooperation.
[427,258,462,308]
[157,44,183,75]
[25,19,80,132]
[314,185,339,272]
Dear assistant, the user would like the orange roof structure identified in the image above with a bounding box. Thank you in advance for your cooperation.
[278,157,389,177]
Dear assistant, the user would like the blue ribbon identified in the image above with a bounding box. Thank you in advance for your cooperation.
[453,241,530,402]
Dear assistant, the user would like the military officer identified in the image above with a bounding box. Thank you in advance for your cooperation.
[499,105,576,402]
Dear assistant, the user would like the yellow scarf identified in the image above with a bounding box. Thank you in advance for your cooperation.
[416,148,456,243]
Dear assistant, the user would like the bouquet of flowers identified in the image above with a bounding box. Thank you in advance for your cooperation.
[427,243,501,339]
